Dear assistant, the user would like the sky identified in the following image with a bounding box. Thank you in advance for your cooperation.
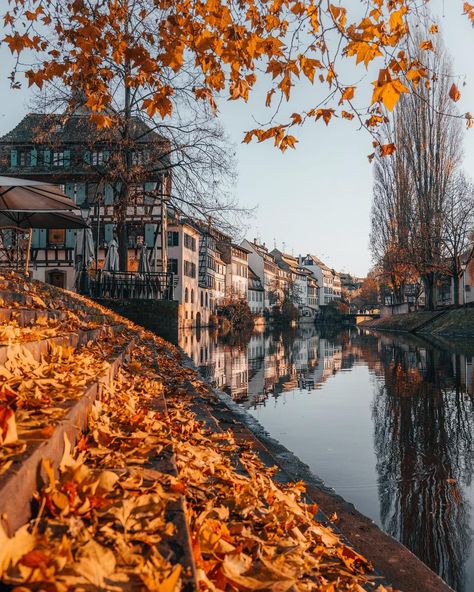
[1,1,473,277]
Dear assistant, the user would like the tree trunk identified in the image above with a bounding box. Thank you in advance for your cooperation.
[117,220,128,272]
[453,272,460,307]
[423,273,436,311]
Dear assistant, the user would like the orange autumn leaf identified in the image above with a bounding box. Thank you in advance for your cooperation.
[339,86,355,104]
[372,70,409,111]
[380,143,396,156]
[449,83,461,102]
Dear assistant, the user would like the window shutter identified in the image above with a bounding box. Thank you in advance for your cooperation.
[64,149,71,167]
[144,181,156,204]
[83,150,90,165]
[65,229,76,248]
[103,149,110,164]
[31,230,40,248]
[10,149,17,167]
[39,229,47,248]
[104,184,113,205]
[43,149,51,167]
[30,149,37,166]
[104,224,114,244]
[65,183,75,200]
[76,183,86,204]
[144,224,156,247]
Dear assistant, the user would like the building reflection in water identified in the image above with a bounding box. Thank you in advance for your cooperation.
[179,325,345,407]
[178,326,474,591]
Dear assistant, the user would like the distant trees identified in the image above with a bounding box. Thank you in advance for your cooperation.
[442,174,474,305]
[370,28,472,310]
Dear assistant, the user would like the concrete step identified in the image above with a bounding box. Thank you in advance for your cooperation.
[0,307,68,326]
[0,338,135,535]
[0,323,127,365]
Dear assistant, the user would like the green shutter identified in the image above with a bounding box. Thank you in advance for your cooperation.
[144,224,156,247]
[104,224,114,244]
[76,183,86,204]
[30,149,37,166]
[43,149,51,167]
[65,229,76,248]
[83,150,90,165]
[103,149,110,164]
[144,181,156,204]
[104,184,113,205]
[38,229,47,248]
[10,149,17,167]
[31,229,40,249]
[64,149,71,167]
[64,182,75,200]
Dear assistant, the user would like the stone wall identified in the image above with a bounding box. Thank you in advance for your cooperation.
[96,298,181,344]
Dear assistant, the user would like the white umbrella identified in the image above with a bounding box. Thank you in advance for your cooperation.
[138,244,151,275]
[74,226,95,271]
[104,237,119,272]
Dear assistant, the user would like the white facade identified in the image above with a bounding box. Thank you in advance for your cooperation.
[167,220,200,327]
[248,267,265,315]
[241,239,278,311]
[220,243,249,300]
[299,254,340,306]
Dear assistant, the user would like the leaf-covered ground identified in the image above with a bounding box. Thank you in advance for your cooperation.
[0,272,393,591]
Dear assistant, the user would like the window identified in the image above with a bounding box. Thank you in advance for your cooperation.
[200,291,204,307]
[185,287,189,303]
[52,151,64,166]
[184,233,196,251]
[131,150,147,165]
[48,229,65,245]
[184,260,196,278]
[191,289,194,304]
[91,150,104,166]
[19,151,31,167]
[167,231,179,247]
[167,258,178,274]
[205,292,208,307]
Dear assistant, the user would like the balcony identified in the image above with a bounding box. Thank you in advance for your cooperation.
[90,270,174,301]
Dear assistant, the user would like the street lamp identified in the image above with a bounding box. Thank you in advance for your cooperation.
[79,198,91,295]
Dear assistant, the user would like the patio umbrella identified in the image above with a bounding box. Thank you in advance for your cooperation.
[0,177,84,273]
[0,209,87,230]
[74,226,95,271]
[138,244,151,274]
[103,238,119,272]
[0,176,79,222]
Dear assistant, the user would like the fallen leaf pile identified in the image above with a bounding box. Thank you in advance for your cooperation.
[0,272,390,591]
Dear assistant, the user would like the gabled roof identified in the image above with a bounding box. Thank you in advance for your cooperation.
[302,254,332,272]
[0,112,167,147]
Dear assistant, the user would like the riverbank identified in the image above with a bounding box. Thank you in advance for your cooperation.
[0,272,379,591]
[362,306,474,337]
[0,273,454,591]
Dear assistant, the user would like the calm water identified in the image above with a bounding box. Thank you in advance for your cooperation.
[180,326,474,591]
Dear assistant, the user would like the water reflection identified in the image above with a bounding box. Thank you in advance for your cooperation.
[180,326,474,590]
[373,339,474,591]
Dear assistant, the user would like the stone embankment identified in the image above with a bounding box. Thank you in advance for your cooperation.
[0,272,452,591]
[362,306,474,338]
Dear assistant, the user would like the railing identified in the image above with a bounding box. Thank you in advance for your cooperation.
[91,270,175,301]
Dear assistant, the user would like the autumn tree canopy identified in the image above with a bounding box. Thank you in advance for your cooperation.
[3,1,472,154]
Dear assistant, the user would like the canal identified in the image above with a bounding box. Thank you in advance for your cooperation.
[180,325,474,592]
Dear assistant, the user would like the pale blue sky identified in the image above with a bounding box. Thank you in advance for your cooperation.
[0,1,473,277]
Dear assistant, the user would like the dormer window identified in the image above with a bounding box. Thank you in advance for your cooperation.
[91,150,104,165]
[52,151,64,166]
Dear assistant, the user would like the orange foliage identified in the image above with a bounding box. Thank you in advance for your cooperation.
[2,1,471,150]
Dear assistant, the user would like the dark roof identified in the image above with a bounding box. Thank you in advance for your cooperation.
[0,113,167,146]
